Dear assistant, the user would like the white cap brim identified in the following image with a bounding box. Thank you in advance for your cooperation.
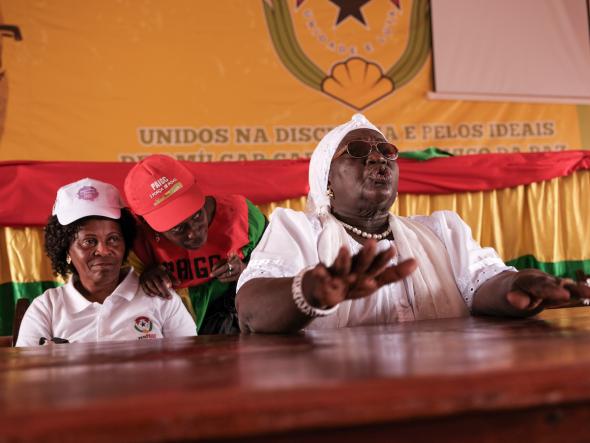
[54,203,121,225]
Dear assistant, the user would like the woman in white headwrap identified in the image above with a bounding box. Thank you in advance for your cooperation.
[236,114,574,333]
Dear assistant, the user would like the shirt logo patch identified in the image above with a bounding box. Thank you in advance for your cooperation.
[134,316,153,333]
[77,186,99,201]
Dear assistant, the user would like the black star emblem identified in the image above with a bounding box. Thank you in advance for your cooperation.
[330,0,371,26]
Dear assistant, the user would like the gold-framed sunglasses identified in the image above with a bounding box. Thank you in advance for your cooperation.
[337,140,399,161]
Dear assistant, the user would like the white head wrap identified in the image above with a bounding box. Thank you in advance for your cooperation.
[307,113,381,215]
[306,113,382,264]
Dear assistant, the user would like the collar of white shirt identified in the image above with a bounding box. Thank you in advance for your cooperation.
[65,267,139,313]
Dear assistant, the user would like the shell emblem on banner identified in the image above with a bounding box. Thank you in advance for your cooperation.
[263,0,430,110]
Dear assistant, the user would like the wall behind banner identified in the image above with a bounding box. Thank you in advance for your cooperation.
[0,0,588,162]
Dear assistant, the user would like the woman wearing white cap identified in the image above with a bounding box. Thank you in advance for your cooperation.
[16,178,196,346]
[236,114,578,333]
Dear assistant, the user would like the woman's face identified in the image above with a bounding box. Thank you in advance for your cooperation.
[328,128,399,217]
[161,206,209,250]
[68,218,126,287]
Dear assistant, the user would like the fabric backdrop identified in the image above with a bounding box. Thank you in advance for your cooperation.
[1,152,589,335]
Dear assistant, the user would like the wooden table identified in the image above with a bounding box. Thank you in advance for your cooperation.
[2,308,590,442]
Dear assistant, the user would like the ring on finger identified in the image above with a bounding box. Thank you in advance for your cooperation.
[227,263,233,274]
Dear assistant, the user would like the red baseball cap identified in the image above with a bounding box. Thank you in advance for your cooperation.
[123,155,204,232]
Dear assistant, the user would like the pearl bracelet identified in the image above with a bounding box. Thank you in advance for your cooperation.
[291,267,339,318]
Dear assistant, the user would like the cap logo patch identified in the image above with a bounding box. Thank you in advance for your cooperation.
[149,176,179,200]
[153,181,183,206]
[77,186,99,201]
[150,176,169,190]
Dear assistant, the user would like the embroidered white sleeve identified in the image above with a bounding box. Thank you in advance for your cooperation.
[237,209,321,292]
[411,211,515,308]
[239,258,300,282]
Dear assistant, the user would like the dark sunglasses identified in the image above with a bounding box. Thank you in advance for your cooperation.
[341,140,399,160]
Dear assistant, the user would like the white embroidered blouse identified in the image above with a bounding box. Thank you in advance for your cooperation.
[237,209,515,329]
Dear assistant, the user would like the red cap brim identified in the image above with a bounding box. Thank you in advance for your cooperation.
[142,184,205,232]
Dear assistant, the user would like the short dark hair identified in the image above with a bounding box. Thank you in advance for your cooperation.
[44,208,137,278]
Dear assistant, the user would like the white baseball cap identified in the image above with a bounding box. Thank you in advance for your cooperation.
[52,178,124,225]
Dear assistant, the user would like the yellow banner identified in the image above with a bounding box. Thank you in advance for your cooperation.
[0,0,587,162]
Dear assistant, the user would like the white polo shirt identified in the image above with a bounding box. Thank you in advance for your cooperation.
[16,268,197,347]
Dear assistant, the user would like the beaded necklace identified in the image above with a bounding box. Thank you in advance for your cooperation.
[339,221,392,240]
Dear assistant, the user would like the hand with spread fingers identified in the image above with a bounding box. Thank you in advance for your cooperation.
[210,253,246,283]
[301,240,417,309]
[505,270,590,312]
[474,268,590,317]
[139,264,180,299]
[505,269,571,312]
[562,279,590,307]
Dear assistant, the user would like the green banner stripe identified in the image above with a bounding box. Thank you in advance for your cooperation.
[506,255,590,279]
[264,0,324,89]
[393,1,431,86]
[387,0,429,81]
[396,21,430,86]
[393,0,427,70]
[386,0,422,77]
[265,5,319,89]
[0,281,61,336]
[398,147,453,161]
[276,0,324,83]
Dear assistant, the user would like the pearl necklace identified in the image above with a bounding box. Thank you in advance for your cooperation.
[339,221,392,240]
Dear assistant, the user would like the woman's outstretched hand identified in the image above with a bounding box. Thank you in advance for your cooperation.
[301,239,417,309]
[506,269,590,311]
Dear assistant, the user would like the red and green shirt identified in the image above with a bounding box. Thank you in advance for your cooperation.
[132,195,266,331]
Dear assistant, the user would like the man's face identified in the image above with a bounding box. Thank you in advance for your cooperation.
[160,206,209,250]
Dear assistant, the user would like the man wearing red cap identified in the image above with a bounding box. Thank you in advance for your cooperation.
[124,155,267,334]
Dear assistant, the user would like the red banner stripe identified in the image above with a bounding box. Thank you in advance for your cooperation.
[1,151,589,227]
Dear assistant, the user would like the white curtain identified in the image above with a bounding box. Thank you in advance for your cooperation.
[430,0,590,104]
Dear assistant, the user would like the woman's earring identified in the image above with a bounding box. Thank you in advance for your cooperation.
[66,255,71,265]
[154,233,160,243]
[326,188,335,199]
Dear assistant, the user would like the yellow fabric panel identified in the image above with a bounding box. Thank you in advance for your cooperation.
[0,227,59,285]
[257,197,307,217]
[1,172,588,284]
[523,171,590,262]
[393,171,590,263]
[126,251,145,274]
[177,287,197,323]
